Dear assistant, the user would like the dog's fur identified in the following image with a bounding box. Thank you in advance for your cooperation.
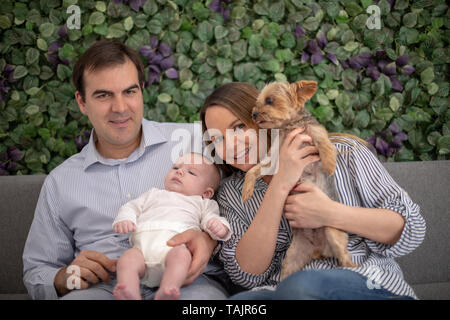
[242,80,357,280]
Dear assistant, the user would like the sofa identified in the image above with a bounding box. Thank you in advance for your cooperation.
[0,160,449,300]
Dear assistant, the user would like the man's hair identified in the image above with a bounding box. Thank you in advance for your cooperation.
[72,39,145,101]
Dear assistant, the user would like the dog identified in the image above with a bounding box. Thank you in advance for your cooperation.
[242,80,357,280]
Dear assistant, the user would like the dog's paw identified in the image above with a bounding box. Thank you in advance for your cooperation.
[241,179,256,202]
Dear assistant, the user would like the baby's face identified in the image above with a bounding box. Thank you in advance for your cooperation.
[164,153,218,198]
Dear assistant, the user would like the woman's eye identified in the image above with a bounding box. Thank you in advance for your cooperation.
[212,136,223,144]
[234,123,245,132]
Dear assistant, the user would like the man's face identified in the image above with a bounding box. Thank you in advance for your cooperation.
[75,59,144,158]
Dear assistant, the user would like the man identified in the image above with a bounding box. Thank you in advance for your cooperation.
[22,40,228,299]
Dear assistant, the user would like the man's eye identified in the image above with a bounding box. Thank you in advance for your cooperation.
[126,90,136,95]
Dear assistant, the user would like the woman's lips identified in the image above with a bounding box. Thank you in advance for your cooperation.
[234,146,251,160]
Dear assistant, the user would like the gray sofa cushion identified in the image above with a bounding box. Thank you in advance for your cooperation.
[0,161,448,299]
[384,160,450,299]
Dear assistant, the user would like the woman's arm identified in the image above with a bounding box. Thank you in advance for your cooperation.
[285,183,405,245]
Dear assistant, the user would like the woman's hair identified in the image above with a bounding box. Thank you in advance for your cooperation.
[72,40,145,101]
[200,82,260,177]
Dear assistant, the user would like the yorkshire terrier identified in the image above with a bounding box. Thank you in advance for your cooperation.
[242,80,357,280]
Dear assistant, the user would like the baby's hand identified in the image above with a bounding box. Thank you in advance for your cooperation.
[113,220,136,234]
[206,218,228,239]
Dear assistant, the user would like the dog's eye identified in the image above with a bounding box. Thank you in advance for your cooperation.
[265,97,273,105]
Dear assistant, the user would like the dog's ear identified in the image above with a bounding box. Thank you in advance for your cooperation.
[292,80,317,107]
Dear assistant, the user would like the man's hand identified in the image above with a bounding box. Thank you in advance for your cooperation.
[167,229,217,286]
[54,250,117,296]
[113,220,136,234]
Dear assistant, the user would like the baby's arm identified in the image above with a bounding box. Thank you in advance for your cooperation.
[206,218,230,239]
[201,199,232,241]
[112,188,155,233]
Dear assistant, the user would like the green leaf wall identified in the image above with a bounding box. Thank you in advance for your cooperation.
[0,0,449,175]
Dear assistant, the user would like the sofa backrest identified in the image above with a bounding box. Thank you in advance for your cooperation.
[0,160,449,299]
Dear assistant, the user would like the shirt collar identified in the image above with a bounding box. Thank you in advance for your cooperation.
[82,119,168,170]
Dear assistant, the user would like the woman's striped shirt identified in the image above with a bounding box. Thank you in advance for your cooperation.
[216,137,426,299]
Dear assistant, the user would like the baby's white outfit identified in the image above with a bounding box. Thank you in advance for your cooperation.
[112,188,231,287]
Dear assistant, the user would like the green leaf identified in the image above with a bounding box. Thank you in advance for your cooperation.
[13,65,28,80]
[403,12,417,28]
[124,17,134,31]
[262,60,280,73]
[107,23,125,38]
[354,110,370,128]
[197,21,213,42]
[26,48,39,65]
[89,12,105,25]
[420,67,434,84]
[25,105,40,116]
[158,93,172,103]
[166,103,179,121]
[214,25,228,40]
[56,64,72,81]
[39,22,55,38]
[216,58,232,74]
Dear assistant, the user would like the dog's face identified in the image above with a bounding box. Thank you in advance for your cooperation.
[252,80,318,129]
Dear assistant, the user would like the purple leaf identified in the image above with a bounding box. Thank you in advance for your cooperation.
[149,53,163,65]
[160,56,175,70]
[294,25,305,39]
[339,59,349,69]
[301,51,310,63]
[316,31,328,49]
[58,25,68,39]
[367,135,376,145]
[395,131,408,142]
[356,52,372,67]
[150,36,159,49]
[158,43,172,57]
[396,54,409,67]
[208,0,221,12]
[388,122,400,134]
[401,65,415,75]
[165,68,178,79]
[129,0,146,12]
[306,40,321,54]
[139,45,153,57]
[375,50,386,58]
[8,146,24,161]
[326,53,338,65]
[222,8,230,20]
[149,64,161,74]
[390,76,403,91]
[48,41,62,53]
[348,56,362,70]
[366,65,380,81]
[375,137,390,156]
[310,53,323,65]
[382,62,396,75]
[377,59,389,70]
[6,161,17,171]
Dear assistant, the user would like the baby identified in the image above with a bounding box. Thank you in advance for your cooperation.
[112,152,231,300]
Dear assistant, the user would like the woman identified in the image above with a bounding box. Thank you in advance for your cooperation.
[200,82,425,299]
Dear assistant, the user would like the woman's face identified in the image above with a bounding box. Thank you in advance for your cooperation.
[204,105,260,172]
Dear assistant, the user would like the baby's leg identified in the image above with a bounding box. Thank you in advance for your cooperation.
[114,248,146,300]
[154,245,192,300]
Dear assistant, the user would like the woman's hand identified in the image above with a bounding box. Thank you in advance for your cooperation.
[167,229,217,286]
[273,128,320,192]
[284,182,337,229]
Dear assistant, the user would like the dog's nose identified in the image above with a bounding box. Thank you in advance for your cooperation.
[252,112,259,120]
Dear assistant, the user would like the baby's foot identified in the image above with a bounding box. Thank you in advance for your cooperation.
[154,286,180,300]
[113,283,141,300]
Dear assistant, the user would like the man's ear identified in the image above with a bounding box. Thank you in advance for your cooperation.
[75,91,87,115]
[292,80,318,106]
[202,187,215,199]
